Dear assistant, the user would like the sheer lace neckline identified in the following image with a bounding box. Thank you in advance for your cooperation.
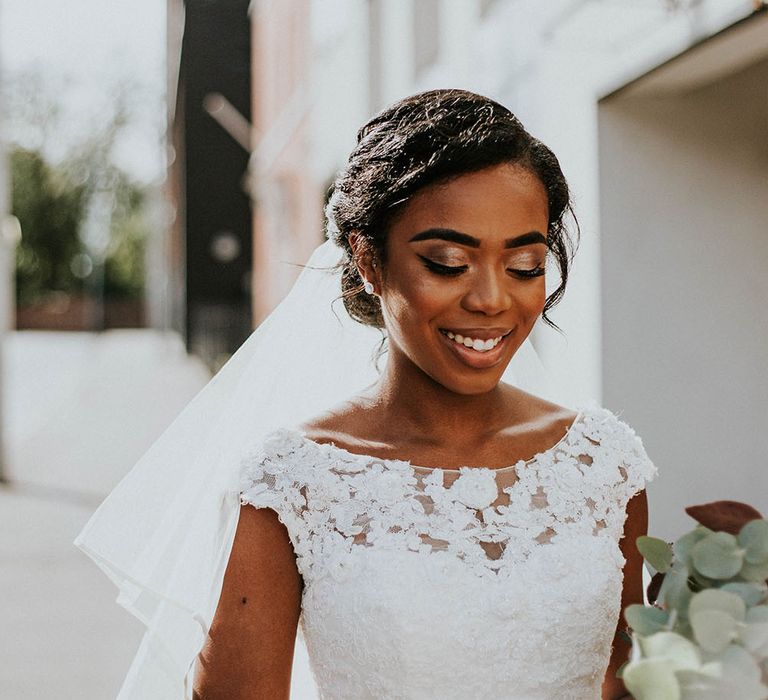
[291,403,591,474]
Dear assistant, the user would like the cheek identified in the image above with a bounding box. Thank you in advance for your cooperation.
[380,271,451,333]
[527,281,548,311]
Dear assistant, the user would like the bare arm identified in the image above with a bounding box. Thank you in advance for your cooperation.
[193,504,303,700]
[602,489,649,700]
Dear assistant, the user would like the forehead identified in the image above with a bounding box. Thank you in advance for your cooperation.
[388,163,549,240]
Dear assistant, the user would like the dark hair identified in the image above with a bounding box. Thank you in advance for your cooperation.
[325,88,579,336]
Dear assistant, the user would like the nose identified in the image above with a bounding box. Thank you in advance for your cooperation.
[460,265,513,316]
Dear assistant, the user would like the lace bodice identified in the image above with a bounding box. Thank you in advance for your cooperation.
[239,401,657,699]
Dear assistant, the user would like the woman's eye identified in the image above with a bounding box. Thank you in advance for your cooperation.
[418,256,467,276]
[418,255,545,279]
[510,266,545,279]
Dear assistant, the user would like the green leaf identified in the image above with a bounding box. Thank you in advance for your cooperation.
[639,631,703,669]
[688,588,746,622]
[720,582,767,607]
[691,532,744,580]
[743,607,768,655]
[739,558,768,584]
[738,519,768,565]
[623,658,681,700]
[625,604,670,636]
[746,605,768,623]
[740,620,768,656]
[657,561,693,616]
[674,527,710,568]
[637,536,674,573]
[690,609,738,654]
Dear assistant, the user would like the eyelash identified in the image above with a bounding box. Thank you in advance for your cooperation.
[417,256,545,279]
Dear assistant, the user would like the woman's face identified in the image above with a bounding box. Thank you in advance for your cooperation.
[369,162,550,396]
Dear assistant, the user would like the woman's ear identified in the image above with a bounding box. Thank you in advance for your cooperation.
[349,231,381,295]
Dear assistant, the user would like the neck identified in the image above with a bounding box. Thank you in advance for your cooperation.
[364,346,514,445]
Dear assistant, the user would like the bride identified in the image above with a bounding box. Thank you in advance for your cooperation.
[76,89,656,700]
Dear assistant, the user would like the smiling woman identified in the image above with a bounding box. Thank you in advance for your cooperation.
[354,163,551,387]
[75,88,656,700]
[329,90,578,340]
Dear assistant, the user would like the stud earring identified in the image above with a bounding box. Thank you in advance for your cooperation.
[363,280,375,295]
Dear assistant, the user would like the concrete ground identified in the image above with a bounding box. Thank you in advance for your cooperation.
[0,329,317,699]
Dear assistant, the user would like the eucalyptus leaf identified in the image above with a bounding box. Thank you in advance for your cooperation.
[684,644,768,700]
[658,562,693,617]
[677,668,726,700]
[738,519,768,565]
[720,582,768,607]
[622,658,681,700]
[691,532,744,580]
[678,644,768,700]
[740,558,768,584]
[742,607,768,656]
[688,589,746,622]
[674,527,710,568]
[639,631,703,669]
[688,568,716,590]
[740,621,768,656]
[746,605,768,623]
[638,536,674,573]
[625,604,670,636]
[690,609,738,654]
[718,644,763,684]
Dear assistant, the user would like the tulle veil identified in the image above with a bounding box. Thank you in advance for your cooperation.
[74,236,552,698]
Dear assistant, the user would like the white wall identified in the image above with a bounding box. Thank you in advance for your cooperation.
[292,0,767,538]
[599,56,768,537]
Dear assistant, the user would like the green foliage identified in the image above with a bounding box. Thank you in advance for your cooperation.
[637,536,673,573]
[11,146,148,304]
[623,505,768,699]
[691,531,744,579]
[12,148,86,303]
[625,603,670,636]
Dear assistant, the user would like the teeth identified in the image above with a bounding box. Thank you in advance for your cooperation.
[443,330,505,353]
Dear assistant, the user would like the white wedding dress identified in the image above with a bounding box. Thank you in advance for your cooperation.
[239,401,657,700]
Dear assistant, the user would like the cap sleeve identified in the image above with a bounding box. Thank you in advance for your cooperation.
[600,409,658,508]
[239,428,310,563]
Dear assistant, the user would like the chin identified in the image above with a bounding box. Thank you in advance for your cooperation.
[436,369,507,396]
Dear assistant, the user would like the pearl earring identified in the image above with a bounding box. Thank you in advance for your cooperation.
[363,280,375,295]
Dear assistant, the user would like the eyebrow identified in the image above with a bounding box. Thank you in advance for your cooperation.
[408,228,547,249]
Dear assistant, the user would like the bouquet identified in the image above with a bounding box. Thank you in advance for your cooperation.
[621,501,768,699]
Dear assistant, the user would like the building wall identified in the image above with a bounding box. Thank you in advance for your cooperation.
[247,0,766,538]
[0,11,12,336]
[147,0,187,337]
[250,0,315,324]
[248,0,372,324]
[0,4,8,481]
[599,53,768,536]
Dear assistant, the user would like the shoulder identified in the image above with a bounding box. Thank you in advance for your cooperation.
[580,402,654,459]
[297,394,379,451]
[238,426,317,523]
[239,426,312,494]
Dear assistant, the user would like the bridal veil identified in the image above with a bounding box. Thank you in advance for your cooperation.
[74,235,551,698]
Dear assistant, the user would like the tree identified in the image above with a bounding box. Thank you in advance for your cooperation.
[12,148,86,304]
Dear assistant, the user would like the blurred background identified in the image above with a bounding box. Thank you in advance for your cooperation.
[0,0,766,697]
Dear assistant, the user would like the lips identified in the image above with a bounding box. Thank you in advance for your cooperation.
[440,328,511,351]
[437,327,514,369]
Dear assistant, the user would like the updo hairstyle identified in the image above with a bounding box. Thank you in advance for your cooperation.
[325,88,579,333]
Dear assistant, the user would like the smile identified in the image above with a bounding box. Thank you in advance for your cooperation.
[439,329,510,352]
[437,328,514,369]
